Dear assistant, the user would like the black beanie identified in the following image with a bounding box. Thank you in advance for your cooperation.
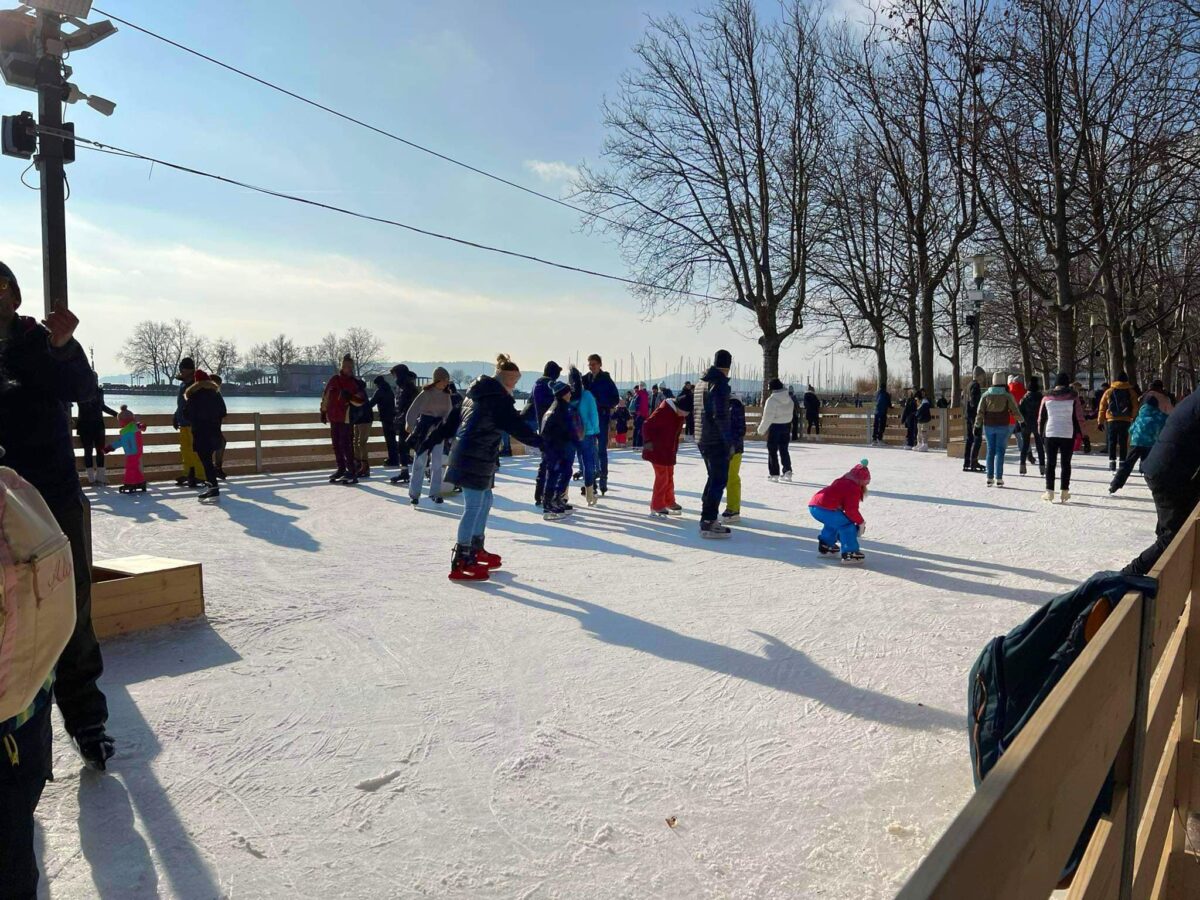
[544,361,562,379]
[0,261,20,309]
[179,357,195,371]
[769,378,784,391]
[714,349,732,369]
[1055,372,1070,387]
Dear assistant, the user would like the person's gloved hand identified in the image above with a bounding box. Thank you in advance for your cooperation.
[340,390,350,401]
[1098,423,1105,432]
[858,523,867,537]
[320,412,328,425]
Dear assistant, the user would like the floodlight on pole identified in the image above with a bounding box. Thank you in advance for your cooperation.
[61,17,113,50]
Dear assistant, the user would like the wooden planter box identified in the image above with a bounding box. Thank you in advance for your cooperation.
[91,556,205,639]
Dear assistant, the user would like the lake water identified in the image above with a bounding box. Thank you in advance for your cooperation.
[101,394,325,416]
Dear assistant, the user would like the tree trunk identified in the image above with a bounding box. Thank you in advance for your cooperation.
[1055,305,1076,378]
[759,336,782,405]
[1011,285,1034,383]
[874,323,889,390]
[1120,324,1138,386]
[920,286,935,393]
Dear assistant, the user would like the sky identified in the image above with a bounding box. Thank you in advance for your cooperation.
[0,0,881,385]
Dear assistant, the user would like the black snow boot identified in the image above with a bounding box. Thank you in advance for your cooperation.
[329,468,347,483]
[198,483,220,501]
[73,724,115,771]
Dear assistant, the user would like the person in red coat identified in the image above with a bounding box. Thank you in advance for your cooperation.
[642,398,689,516]
[320,354,367,484]
[808,460,871,565]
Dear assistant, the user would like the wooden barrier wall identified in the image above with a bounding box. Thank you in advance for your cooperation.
[899,512,1200,899]
[76,405,968,483]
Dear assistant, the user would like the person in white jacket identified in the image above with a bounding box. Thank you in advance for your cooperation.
[1037,372,1086,503]
[757,379,795,481]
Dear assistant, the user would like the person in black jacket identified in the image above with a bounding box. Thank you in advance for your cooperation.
[349,376,373,478]
[76,374,117,485]
[0,261,113,772]
[389,364,420,484]
[539,380,577,519]
[963,367,986,472]
[872,386,891,445]
[445,355,542,580]
[1124,389,1200,576]
[698,350,734,538]
[803,385,821,435]
[1018,376,1045,476]
[184,370,228,499]
[173,356,203,487]
[371,375,399,467]
[900,389,918,449]
[583,353,621,494]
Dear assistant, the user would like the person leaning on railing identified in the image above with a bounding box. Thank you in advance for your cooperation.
[1124,387,1200,576]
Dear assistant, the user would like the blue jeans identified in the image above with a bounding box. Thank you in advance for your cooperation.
[809,506,860,553]
[457,488,493,545]
[595,410,610,490]
[984,425,1010,480]
[409,444,444,500]
[575,438,597,487]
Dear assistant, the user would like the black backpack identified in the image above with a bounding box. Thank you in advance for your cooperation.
[968,571,1157,881]
[1109,387,1132,419]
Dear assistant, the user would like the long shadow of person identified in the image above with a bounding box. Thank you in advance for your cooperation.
[78,772,158,899]
[486,576,961,732]
[210,491,319,552]
[88,490,186,525]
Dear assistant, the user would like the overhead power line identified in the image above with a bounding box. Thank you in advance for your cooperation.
[50,128,719,302]
[92,7,637,235]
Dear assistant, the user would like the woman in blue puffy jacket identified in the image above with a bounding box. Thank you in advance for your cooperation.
[569,367,601,506]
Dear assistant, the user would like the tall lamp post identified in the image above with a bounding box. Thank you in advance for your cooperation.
[966,254,993,370]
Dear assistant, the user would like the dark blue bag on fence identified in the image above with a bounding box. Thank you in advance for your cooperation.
[967,571,1157,882]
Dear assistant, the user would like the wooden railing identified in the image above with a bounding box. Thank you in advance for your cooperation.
[899,511,1200,899]
[75,412,402,482]
[741,405,963,449]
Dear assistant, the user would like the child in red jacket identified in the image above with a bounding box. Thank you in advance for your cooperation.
[809,460,871,565]
[642,399,688,516]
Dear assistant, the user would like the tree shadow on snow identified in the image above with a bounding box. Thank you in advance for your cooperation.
[484,575,962,732]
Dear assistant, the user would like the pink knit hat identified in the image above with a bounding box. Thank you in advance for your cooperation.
[846,459,871,486]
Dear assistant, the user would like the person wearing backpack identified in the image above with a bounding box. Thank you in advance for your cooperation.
[1110,395,1169,494]
[1098,372,1139,472]
[975,373,1024,487]
[0,261,113,771]
[1124,388,1200,575]
[915,389,933,452]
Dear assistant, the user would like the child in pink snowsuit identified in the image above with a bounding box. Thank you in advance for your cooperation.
[809,459,871,565]
[105,406,147,492]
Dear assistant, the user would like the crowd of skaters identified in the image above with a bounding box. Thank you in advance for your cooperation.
[4,238,1200,895]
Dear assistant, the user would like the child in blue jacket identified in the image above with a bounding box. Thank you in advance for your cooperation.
[1110,395,1169,494]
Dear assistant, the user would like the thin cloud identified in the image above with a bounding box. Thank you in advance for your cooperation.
[524,160,580,187]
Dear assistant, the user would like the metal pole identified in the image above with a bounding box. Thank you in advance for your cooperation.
[35,11,68,316]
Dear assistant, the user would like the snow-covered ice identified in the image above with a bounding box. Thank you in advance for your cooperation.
[37,443,1156,898]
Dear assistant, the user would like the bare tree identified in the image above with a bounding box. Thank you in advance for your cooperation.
[251,334,299,380]
[205,338,241,379]
[317,332,343,370]
[576,0,831,393]
[120,320,174,385]
[342,327,384,377]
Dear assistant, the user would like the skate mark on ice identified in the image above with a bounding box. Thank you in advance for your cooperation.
[355,769,406,792]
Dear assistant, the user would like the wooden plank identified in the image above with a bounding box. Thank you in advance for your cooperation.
[1133,741,1178,899]
[1166,848,1200,899]
[1148,816,1177,900]
[1066,783,1128,900]
[1140,624,1187,814]
[93,573,203,615]
[1173,522,1200,834]
[95,555,199,575]
[94,599,205,638]
[897,594,1142,899]
[1149,520,1195,674]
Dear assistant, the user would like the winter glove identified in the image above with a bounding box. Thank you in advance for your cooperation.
[857,523,867,537]
[103,444,114,454]
[320,412,328,425]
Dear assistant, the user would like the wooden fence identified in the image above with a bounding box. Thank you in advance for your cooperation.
[741,406,963,449]
[899,511,1200,899]
[75,412,401,482]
